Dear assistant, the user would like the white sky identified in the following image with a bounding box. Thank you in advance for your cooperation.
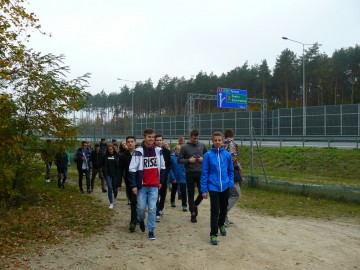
[27,0,360,95]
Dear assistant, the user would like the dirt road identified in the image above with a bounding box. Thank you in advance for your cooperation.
[9,189,360,270]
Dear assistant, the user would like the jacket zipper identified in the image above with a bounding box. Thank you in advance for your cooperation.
[217,148,222,191]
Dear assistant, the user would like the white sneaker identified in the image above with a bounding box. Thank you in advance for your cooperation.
[159,210,164,216]
[156,215,161,222]
[109,203,114,209]
[224,220,234,227]
[45,178,50,183]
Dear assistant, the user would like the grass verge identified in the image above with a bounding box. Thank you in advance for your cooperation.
[240,183,360,224]
[0,174,112,261]
[241,146,360,187]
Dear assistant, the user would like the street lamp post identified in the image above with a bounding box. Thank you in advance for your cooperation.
[117,78,137,135]
[282,37,319,136]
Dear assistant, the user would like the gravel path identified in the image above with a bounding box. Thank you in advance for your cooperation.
[6,189,360,270]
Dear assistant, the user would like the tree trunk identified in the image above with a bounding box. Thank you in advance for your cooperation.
[351,80,354,104]
[334,76,338,105]
[173,94,177,115]
[262,80,266,99]
[285,84,288,108]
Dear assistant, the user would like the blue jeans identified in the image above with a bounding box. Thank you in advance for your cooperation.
[137,187,159,232]
[106,175,118,204]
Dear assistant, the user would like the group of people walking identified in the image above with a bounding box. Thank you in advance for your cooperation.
[45,127,243,245]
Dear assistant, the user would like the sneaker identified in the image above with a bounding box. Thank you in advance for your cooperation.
[127,200,131,205]
[148,231,156,240]
[102,188,107,193]
[109,203,114,209]
[219,226,227,236]
[171,202,176,207]
[210,235,218,245]
[113,199,116,205]
[45,178,50,183]
[139,221,145,232]
[159,210,164,216]
[182,206,188,212]
[156,215,161,222]
[191,215,197,223]
[224,220,234,227]
[129,222,136,232]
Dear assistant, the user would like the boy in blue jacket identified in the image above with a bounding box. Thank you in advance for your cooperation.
[200,132,234,245]
[169,144,187,211]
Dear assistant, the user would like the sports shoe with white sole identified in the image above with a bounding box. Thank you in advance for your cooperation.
[148,231,156,240]
[224,220,234,227]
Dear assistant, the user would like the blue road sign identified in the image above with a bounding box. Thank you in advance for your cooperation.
[217,87,247,109]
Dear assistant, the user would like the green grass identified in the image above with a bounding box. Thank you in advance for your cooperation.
[240,146,360,187]
[0,171,112,259]
[240,184,360,224]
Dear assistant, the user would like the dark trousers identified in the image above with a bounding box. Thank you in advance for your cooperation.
[116,174,121,190]
[209,189,229,237]
[130,192,138,223]
[45,161,52,179]
[170,183,187,207]
[156,181,167,214]
[78,169,90,191]
[125,177,131,201]
[186,171,203,215]
[91,168,105,190]
[57,168,68,188]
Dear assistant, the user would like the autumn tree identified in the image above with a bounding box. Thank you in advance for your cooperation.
[0,0,90,209]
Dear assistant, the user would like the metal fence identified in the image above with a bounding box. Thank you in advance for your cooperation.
[79,104,360,139]
[270,104,360,136]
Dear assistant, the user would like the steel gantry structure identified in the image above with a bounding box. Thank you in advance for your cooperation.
[187,93,267,135]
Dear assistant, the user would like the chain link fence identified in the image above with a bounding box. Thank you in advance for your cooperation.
[78,104,360,139]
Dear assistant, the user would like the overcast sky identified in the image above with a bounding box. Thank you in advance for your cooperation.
[27,0,360,95]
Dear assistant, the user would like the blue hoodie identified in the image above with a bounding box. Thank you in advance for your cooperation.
[169,154,186,184]
[200,147,234,193]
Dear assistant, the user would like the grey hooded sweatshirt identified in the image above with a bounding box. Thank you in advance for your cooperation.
[177,141,207,173]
